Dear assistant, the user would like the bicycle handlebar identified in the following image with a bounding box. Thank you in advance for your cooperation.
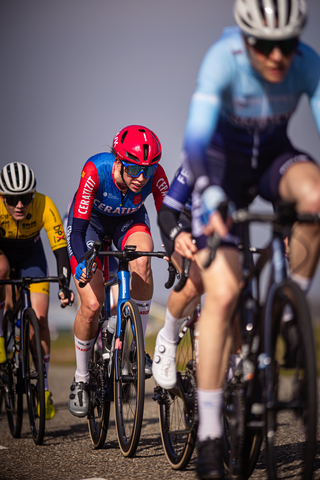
[204,201,320,269]
[78,240,176,289]
[0,274,73,308]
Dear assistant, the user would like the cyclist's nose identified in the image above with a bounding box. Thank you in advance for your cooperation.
[269,46,283,61]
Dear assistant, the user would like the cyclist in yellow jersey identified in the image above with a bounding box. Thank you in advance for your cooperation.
[0,162,74,420]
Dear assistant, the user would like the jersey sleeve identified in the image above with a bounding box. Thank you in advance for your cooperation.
[70,160,99,264]
[42,195,67,251]
[158,166,192,238]
[302,46,320,135]
[182,39,232,192]
[73,161,99,220]
[151,164,169,212]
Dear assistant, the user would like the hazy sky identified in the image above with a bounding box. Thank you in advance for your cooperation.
[1,0,320,314]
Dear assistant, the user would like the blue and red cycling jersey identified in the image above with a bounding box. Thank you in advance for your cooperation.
[69,152,168,270]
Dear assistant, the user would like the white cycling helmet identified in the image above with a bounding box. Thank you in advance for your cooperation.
[0,162,36,195]
[234,0,307,40]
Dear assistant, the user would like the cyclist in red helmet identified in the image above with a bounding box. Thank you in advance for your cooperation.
[66,125,169,417]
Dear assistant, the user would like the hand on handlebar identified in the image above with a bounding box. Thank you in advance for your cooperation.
[75,260,97,285]
[58,288,75,307]
[174,231,197,260]
[202,210,229,238]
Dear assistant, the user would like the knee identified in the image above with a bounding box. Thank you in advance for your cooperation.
[298,182,320,213]
[206,281,239,319]
[183,278,203,303]
[132,256,151,283]
[80,297,102,324]
[0,257,10,280]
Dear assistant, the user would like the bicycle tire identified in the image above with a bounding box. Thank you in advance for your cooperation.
[23,308,45,445]
[264,279,317,480]
[158,320,197,470]
[3,309,23,438]
[222,378,262,479]
[114,299,145,457]
[88,335,111,449]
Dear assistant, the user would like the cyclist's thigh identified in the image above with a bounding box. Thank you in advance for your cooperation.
[195,246,241,300]
[258,147,317,203]
[77,268,105,306]
[4,238,50,296]
[0,250,10,278]
[113,207,152,251]
[20,241,49,296]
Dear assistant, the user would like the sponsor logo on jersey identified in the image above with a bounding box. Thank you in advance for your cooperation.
[121,220,134,232]
[156,178,168,196]
[93,199,141,215]
[54,223,65,242]
[22,220,37,229]
[78,175,96,215]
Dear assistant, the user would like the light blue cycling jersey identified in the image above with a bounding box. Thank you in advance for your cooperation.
[183,26,320,187]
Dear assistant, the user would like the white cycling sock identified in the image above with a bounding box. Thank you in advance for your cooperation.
[161,309,187,344]
[0,301,4,336]
[74,335,95,383]
[44,354,50,391]
[282,273,311,322]
[197,388,223,441]
[131,299,151,340]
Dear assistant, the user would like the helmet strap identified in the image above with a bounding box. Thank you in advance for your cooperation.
[120,163,130,190]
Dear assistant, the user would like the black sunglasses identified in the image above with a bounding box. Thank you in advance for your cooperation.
[4,193,34,207]
[247,36,299,56]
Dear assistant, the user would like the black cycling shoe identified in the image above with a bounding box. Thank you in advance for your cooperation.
[196,437,225,479]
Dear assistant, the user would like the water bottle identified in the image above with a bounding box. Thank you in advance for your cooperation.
[102,315,117,360]
[14,319,20,366]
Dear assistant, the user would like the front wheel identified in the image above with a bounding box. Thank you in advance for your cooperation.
[3,309,23,438]
[24,308,45,445]
[158,318,198,470]
[264,280,317,480]
[114,300,145,457]
[87,336,111,449]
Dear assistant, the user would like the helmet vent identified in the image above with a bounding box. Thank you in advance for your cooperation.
[125,152,139,162]
[143,144,149,161]
[152,153,161,164]
[121,130,128,144]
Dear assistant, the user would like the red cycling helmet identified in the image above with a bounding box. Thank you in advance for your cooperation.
[112,125,162,166]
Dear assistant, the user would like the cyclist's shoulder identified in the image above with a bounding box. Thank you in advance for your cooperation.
[33,192,55,211]
[85,152,115,170]
[290,41,320,91]
[151,164,169,193]
[201,26,245,65]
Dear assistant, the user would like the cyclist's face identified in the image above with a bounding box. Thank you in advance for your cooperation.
[115,159,149,193]
[1,196,33,221]
[245,39,295,83]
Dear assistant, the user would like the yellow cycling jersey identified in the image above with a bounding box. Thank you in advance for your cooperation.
[0,192,66,251]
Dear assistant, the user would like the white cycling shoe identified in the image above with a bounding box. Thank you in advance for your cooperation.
[152,329,177,390]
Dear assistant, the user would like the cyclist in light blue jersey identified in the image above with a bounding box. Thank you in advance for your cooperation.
[176,1,320,478]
